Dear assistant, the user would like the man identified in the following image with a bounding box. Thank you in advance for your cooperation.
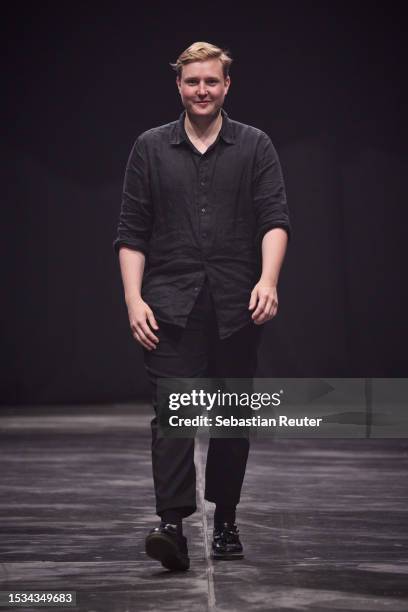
[113,41,290,571]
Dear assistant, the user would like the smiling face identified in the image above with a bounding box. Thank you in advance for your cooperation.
[176,58,230,120]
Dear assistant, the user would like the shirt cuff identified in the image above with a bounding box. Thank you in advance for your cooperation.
[256,222,291,247]
[113,238,149,256]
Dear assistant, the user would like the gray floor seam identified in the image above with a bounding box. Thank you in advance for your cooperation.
[195,437,217,611]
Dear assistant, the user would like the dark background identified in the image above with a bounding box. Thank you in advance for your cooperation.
[2,2,407,405]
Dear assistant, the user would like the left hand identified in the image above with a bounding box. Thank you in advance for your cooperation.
[248,280,278,325]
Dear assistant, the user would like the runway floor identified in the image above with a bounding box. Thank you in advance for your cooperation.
[0,404,407,611]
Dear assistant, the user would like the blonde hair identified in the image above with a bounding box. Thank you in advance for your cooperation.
[170,41,233,78]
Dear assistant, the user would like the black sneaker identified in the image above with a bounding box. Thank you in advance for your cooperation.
[211,522,244,560]
[145,522,190,571]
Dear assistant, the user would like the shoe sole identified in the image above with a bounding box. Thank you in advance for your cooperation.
[145,532,190,571]
[210,551,244,560]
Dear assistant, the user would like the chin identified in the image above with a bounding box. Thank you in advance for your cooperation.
[189,105,217,116]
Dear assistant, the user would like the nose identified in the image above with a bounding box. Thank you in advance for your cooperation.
[197,81,208,96]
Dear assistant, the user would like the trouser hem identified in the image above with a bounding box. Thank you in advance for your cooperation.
[204,495,241,506]
[156,502,197,519]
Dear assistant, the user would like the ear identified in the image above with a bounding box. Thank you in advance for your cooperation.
[225,75,231,94]
[176,76,181,93]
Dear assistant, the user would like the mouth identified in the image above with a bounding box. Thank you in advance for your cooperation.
[195,101,211,105]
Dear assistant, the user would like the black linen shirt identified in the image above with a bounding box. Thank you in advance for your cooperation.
[113,108,291,339]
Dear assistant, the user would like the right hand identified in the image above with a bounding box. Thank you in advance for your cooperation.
[127,297,159,351]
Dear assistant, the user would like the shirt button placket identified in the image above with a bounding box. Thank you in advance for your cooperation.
[199,158,210,245]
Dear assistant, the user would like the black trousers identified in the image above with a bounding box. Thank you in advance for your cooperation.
[143,277,264,518]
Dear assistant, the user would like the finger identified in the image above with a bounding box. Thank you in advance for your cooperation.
[263,302,278,322]
[251,295,268,319]
[134,325,156,350]
[133,329,152,351]
[253,312,268,324]
[140,319,159,344]
[147,310,160,332]
[248,290,258,310]
[270,303,278,318]
[267,297,278,317]
[253,299,274,324]
[264,298,275,317]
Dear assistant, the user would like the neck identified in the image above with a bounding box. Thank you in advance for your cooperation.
[184,109,222,141]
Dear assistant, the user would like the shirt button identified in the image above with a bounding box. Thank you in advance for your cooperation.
[194,286,200,292]
[201,207,206,213]
[200,180,206,186]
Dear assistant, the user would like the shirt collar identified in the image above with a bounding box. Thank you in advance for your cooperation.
[170,108,235,145]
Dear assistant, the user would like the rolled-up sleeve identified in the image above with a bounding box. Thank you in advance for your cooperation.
[252,131,291,249]
[113,135,153,256]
